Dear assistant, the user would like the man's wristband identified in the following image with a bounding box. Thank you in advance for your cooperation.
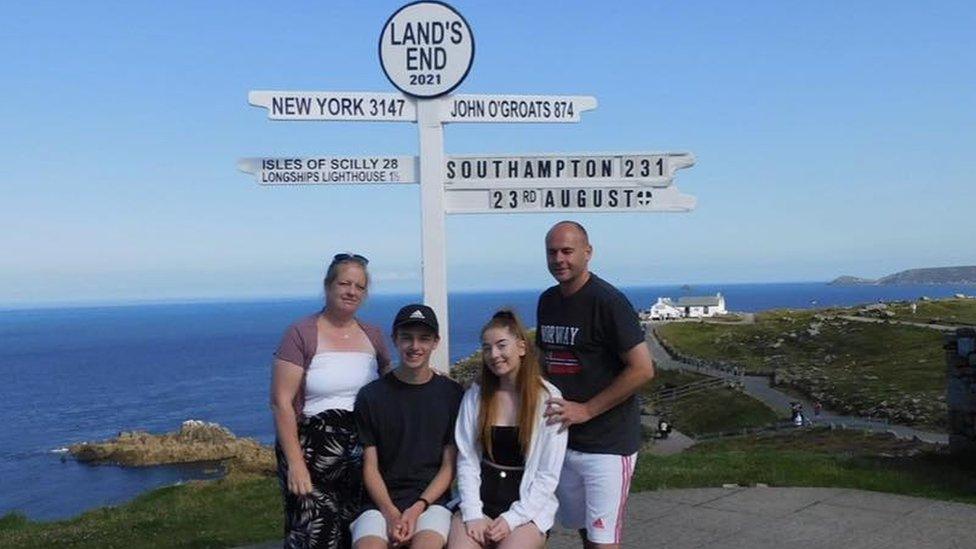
[416,497,430,511]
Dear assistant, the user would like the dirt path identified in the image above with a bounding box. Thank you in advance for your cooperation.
[836,314,963,332]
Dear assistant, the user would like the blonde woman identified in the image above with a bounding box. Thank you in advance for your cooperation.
[449,310,568,548]
[271,253,391,549]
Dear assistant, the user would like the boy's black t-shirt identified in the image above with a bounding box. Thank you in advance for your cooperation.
[354,371,463,511]
[536,274,646,455]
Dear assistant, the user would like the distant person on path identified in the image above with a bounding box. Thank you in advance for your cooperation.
[536,221,655,548]
[271,253,391,549]
[351,304,463,549]
[657,418,672,440]
[790,402,805,427]
[449,310,568,549]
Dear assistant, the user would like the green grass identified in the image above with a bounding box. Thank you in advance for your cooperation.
[632,430,976,505]
[0,474,281,548]
[656,309,947,427]
[657,307,942,376]
[5,432,973,547]
[644,369,781,436]
[660,387,780,436]
[882,298,976,326]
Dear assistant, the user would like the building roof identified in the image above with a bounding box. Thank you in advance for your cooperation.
[676,294,724,307]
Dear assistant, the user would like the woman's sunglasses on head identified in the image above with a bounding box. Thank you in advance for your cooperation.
[331,253,369,266]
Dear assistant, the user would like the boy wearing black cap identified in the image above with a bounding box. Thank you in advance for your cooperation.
[351,304,463,549]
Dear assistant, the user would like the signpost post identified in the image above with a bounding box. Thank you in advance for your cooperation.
[241,2,697,371]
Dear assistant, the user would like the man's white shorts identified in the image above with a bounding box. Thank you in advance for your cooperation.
[555,450,637,545]
[350,505,451,544]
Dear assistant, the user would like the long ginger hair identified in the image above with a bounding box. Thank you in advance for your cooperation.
[477,309,547,460]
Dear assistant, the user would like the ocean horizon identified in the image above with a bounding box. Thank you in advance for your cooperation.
[17,272,971,312]
[2,281,974,521]
[0,278,834,312]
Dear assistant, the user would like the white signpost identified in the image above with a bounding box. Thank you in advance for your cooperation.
[238,156,417,185]
[238,152,693,188]
[441,94,597,123]
[444,185,697,215]
[248,91,416,122]
[445,152,694,187]
[241,2,697,371]
[379,2,474,98]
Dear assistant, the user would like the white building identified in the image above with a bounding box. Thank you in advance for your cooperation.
[648,297,682,320]
[676,293,727,318]
[642,293,729,321]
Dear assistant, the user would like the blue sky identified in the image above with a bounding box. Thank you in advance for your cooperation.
[1,1,973,306]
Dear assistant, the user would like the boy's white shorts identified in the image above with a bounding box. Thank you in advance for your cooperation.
[350,505,451,544]
[555,450,638,545]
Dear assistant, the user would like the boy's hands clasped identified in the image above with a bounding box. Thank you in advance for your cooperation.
[393,500,426,544]
[380,505,403,544]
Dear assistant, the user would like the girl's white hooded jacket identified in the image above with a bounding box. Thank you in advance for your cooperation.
[454,379,568,532]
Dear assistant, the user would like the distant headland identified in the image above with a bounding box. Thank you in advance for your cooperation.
[830,266,976,286]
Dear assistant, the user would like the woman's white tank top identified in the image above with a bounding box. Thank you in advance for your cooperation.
[302,351,379,415]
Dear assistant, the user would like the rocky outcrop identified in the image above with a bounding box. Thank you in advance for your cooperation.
[858,303,896,319]
[69,420,275,475]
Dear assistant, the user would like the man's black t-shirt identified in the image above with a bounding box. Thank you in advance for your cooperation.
[354,371,463,511]
[536,274,645,455]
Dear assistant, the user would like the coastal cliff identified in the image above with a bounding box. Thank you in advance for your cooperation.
[830,266,976,285]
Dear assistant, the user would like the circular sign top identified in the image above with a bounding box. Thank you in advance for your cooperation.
[379,1,474,98]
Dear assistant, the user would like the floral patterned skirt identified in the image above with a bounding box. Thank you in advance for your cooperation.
[276,409,363,549]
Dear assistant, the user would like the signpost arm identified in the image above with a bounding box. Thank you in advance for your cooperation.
[417,99,450,372]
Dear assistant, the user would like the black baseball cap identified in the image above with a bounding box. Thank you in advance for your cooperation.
[392,303,439,334]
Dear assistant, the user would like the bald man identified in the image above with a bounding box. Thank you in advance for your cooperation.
[537,221,654,549]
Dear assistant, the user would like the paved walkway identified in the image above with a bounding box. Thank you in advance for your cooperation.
[546,487,976,548]
[645,331,949,445]
[240,487,976,548]
[643,413,696,455]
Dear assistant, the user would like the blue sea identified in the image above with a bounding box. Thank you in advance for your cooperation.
[1,282,973,521]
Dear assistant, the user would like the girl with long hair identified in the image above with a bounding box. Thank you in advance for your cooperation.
[448,310,568,548]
